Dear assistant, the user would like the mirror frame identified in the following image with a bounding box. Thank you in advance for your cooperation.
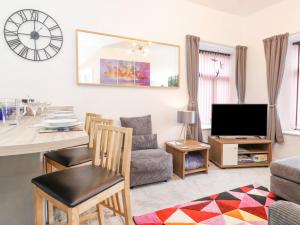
[76,29,180,88]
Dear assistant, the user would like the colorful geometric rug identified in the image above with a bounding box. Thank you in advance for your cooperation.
[133,184,280,225]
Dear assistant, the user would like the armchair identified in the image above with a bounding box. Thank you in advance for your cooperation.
[120,115,173,187]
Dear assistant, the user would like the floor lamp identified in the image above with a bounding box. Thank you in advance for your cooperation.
[177,110,196,143]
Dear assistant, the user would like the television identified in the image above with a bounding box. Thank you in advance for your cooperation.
[211,104,268,136]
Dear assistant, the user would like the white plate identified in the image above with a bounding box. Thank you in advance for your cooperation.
[52,110,74,114]
[42,122,82,129]
[44,119,78,127]
[47,113,76,119]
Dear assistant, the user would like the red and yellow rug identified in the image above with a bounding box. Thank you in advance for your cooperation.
[133,184,280,225]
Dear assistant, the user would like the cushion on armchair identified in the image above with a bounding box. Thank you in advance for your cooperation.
[120,115,152,135]
[132,134,158,151]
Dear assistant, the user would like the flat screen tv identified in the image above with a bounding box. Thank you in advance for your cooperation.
[211,104,268,136]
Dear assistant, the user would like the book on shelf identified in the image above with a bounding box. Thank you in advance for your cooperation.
[238,155,253,163]
[238,154,268,164]
[252,154,268,162]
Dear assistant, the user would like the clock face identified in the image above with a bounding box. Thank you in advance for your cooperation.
[4,9,63,61]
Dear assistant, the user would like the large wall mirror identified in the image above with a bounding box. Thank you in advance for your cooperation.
[76,30,180,88]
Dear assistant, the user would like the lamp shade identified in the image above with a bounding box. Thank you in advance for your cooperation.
[177,110,196,124]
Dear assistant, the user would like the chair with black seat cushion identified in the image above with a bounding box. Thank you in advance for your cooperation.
[44,116,113,223]
[44,116,113,170]
[32,125,133,225]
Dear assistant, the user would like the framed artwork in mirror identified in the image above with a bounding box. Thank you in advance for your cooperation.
[76,29,180,88]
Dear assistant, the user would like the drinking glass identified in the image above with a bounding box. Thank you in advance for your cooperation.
[28,103,40,117]
[0,98,25,125]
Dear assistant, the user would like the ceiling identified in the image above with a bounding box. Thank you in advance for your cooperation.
[188,0,285,16]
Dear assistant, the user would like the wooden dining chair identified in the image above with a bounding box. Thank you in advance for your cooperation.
[32,125,133,225]
[84,112,100,132]
[44,116,112,224]
[44,116,113,172]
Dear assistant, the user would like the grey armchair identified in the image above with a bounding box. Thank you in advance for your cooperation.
[120,115,173,187]
[269,201,300,225]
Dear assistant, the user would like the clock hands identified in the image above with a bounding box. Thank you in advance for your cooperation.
[17,25,45,40]
[36,26,43,32]
[18,32,50,38]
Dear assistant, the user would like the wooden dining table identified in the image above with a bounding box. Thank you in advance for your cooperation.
[0,116,89,225]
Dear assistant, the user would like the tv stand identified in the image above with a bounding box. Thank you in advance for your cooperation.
[215,136,264,140]
[208,136,272,169]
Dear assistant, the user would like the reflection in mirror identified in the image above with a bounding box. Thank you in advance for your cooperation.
[76,30,180,88]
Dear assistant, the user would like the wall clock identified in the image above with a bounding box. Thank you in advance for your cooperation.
[4,9,63,61]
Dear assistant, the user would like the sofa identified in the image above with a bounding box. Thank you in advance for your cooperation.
[270,156,300,204]
[120,115,173,187]
[269,201,300,225]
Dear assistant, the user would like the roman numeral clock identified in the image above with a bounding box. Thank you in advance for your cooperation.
[4,9,63,61]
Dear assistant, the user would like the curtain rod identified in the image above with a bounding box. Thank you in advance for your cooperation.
[293,41,300,45]
[200,40,235,49]
[199,49,231,56]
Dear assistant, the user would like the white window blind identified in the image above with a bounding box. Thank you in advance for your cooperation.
[199,50,236,126]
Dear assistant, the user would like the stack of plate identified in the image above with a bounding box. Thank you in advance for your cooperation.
[47,112,76,119]
[42,118,81,129]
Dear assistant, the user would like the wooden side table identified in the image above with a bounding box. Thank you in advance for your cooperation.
[165,140,210,178]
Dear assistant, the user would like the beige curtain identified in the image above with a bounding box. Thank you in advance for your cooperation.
[235,46,248,103]
[186,35,203,141]
[263,33,289,143]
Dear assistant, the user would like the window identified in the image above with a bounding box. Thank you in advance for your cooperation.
[198,50,236,127]
[278,40,299,131]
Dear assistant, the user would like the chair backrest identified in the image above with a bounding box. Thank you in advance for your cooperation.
[93,125,132,182]
[88,118,113,149]
[85,113,101,132]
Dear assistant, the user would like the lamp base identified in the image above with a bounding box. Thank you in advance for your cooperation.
[178,124,192,144]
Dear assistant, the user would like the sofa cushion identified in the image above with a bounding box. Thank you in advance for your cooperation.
[132,134,158,151]
[131,149,172,173]
[271,156,300,184]
[120,115,152,135]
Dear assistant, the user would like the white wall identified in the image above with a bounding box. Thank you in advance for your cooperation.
[242,0,300,159]
[0,0,242,146]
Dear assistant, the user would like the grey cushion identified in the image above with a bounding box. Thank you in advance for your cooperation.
[132,134,158,151]
[120,115,152,135]
[271,156,300,184]
[269,201,300,225]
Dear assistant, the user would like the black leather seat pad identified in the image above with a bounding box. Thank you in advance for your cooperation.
[32,165,124,207]
[44,146,92,167]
